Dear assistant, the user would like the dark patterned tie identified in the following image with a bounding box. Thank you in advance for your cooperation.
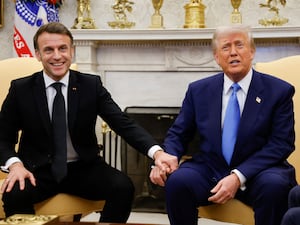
[51,82,67,182]
[222,83,241,164]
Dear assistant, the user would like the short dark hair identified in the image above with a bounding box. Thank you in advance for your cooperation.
[33,22,74,50]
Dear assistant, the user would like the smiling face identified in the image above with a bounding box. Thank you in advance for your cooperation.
[213,30,255,82]
[35,32,74,81]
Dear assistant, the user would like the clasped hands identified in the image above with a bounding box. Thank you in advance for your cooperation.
[149,150,178,186]
[150,150,241,204]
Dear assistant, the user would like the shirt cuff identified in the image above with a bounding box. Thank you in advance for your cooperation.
[147,145,163,159]
[231,169,247,191]
[1,157,22,173]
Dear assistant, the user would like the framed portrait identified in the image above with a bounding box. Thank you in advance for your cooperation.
[0,0,3,28]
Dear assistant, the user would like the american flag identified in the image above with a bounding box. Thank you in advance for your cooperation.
[13,0,60,57]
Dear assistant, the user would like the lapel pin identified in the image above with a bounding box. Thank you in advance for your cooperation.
[256,97,261,103]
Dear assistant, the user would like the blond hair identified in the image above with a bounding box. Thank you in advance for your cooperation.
[212,25,256,54]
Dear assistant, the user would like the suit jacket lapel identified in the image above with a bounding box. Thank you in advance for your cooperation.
[207,74,224,156]
[232,71,264,162]
[67,71,79,131]
[33,72,52,135]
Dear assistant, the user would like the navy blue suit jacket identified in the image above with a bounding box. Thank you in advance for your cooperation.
[163,69,296,182]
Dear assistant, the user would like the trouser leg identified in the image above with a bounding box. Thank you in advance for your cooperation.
[61,159,134,223]
[165,165,213,225]
[280,208,300,225]
[242,171,295,225]
[2,179,35,217]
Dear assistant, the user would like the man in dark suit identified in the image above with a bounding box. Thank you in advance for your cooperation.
[0,22,178,222]
[150,25,297,225]
[281,185,300,225]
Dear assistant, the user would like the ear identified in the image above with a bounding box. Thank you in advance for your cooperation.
[35,50,41,62]
[214,52,220,65]
[71,46,75,59]
[250,48,255,61]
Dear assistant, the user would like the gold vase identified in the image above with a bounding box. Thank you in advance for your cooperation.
[183,0,206,28]
[72,0,96,29]
[149,0,164,28]
[231,0,242,24]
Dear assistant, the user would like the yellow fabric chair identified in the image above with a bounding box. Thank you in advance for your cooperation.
[198,55,300,225]
[255,55,300,182]
[0,57,104,220]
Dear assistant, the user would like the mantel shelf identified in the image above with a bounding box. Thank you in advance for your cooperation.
[71,26,300,41]
[72,26,300,74]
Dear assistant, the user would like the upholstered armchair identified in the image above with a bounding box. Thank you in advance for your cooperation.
[198,55,300,225]
[0,57,104,221]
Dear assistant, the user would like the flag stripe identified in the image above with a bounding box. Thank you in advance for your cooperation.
[13,26,33,57]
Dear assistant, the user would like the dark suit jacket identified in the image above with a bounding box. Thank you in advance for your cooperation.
[0,70,158,171]
[163,69,296,181]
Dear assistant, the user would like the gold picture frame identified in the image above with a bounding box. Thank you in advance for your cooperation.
[0,0,3,28]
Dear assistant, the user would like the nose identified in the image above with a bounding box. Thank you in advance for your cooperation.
[230,46,238,56]
[53,49,61,59]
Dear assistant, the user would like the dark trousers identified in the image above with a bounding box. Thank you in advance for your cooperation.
[2,158,134,223]
[165,161,296,225]
[281,185,300,225]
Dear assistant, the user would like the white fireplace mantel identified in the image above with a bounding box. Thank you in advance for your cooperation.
[71,26,300,41]
[70,26,300,111]
[71,27,300,73]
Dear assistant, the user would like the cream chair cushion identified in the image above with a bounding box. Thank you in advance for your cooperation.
[255,55,300,182]
[0,57,104,219]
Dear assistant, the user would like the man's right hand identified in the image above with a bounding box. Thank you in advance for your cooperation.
[153,150,178,174]
[150,150,178,186]
[0,162,36,193]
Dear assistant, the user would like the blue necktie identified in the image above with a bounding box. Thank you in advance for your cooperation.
[222,83,241,164]
[51,82,67,182]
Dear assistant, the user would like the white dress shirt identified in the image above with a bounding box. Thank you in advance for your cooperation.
[222,69,253,190]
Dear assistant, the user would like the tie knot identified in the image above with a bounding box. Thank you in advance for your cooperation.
[231,83,240,93]
[52,82,63,93]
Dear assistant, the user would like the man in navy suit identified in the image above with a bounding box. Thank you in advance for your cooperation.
[150,25,297,225]
[281,185,300,225]
[0,22,178,222]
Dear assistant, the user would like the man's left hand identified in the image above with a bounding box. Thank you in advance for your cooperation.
[208,173,240,204]
[149,150,178,186]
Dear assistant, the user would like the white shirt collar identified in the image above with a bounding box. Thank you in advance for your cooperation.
[43,71,70,88]
[223,69,253,95]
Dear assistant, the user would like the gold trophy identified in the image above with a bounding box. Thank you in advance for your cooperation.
[149,0,164,29]
[183,0,206,28]
[258,0,288,26]
[108,0,135,29]
[72,0,96,29]
[231,0,242,24]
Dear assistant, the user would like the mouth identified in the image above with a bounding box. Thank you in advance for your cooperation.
[51,62,64,67]
[230,60,240,65]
